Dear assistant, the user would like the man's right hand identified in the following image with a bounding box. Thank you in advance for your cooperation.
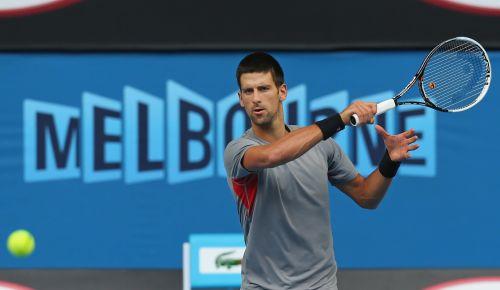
[340,101,377,126]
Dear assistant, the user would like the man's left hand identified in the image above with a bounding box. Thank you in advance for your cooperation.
[375,125,419,162]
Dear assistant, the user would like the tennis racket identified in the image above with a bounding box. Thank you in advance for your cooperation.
[350,36,491,126]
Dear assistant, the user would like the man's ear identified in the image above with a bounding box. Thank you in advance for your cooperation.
[238,91,244,107]
[279,84,287,102]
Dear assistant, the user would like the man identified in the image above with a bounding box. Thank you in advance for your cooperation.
[223,52,419,290]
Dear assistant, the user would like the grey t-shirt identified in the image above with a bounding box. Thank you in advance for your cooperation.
[224,125,358,290]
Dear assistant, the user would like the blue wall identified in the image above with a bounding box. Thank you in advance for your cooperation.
[0,52,498,268]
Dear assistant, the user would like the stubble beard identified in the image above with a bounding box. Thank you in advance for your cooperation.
[250,110,276,128]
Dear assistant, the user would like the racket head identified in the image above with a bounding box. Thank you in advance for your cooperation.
[416,37,491,112]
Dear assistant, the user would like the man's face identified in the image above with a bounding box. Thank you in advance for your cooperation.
[238,71,287,127]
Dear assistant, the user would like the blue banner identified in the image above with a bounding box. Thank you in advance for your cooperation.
[0,52,498,268]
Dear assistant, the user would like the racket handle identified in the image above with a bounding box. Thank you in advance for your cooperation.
[349,99,396,126]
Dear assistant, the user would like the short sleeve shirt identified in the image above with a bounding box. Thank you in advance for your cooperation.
[224,125,357,290]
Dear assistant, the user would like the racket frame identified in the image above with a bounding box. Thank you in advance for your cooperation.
[350,36,491,126]
[396,37,491,113]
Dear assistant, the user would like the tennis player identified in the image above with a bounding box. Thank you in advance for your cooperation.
[224,52,419,290]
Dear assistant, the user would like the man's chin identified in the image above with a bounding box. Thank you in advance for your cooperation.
[251,116,272,127]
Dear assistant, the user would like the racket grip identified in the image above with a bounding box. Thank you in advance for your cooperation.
[349,99,396,126]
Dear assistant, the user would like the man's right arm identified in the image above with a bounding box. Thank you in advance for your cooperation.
[242,124,324,171]
[243,100,377,171]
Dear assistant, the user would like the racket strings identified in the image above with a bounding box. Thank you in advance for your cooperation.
[422,39,489,112]
[424,48,477,77]
[439,87,485,109]
[425,42,479,80]
[432,73,484,101]
[428,70,476,101]
[424,43,476,69]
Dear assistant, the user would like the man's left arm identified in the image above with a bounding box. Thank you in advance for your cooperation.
[335,125,419,209]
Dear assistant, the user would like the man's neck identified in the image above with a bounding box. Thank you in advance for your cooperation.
[252,119,288,143]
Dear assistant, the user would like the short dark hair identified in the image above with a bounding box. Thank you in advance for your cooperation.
[236,52,285,88]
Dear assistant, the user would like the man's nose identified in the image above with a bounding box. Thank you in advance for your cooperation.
[251,91,262,103]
